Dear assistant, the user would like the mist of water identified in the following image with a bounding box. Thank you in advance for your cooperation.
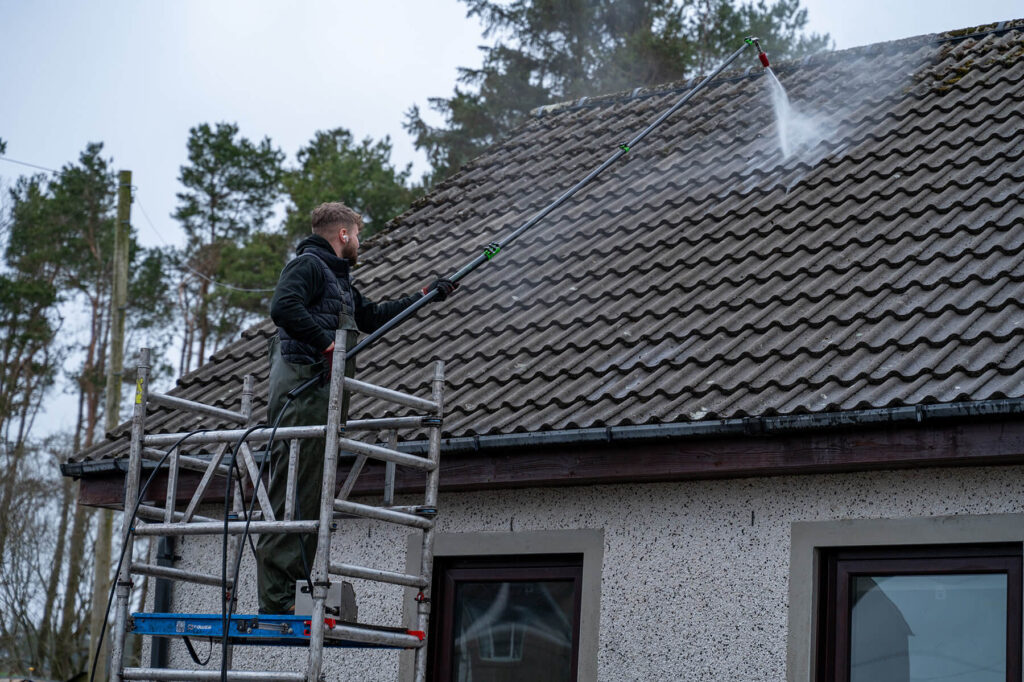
[765,67,831,161]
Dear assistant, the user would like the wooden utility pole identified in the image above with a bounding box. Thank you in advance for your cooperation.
[104,171,131,432]
[89,169,131,681]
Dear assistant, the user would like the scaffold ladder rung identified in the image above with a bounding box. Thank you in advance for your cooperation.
[333,498,434,529]
[131,520,320,537]
[123,668,305,681]
[330,561,429,588]
[129,562,231,588]
[338,436,436,471]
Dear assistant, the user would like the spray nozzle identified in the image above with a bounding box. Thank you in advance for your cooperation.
[746,36,770,68]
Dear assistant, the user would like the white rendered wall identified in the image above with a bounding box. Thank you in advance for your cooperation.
[151,464,1024,680]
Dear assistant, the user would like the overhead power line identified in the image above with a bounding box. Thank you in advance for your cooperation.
[134,198,277,294]
[131,196,172,246]
[0,156,59,174]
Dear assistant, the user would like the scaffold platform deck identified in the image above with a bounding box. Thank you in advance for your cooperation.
[129,612,424,649]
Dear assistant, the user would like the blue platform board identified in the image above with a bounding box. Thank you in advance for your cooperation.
[130,613,407,649]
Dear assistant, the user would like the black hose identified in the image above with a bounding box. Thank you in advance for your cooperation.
[88,429,211,682]
[219,401,291,682]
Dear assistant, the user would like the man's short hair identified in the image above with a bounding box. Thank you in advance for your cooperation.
[311,202,363,236]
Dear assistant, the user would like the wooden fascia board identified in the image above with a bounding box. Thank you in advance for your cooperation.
[77,418,1024,508]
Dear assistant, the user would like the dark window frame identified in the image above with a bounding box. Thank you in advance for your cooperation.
[427,553,584,682]
[817,543,1023,682]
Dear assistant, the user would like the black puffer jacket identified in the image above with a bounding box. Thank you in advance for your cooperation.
[270,235,421,364]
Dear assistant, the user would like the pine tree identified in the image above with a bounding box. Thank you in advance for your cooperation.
[173,122,284,372]
[283,128,420,241]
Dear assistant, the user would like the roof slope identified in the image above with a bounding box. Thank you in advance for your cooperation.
[79,21,1024,461]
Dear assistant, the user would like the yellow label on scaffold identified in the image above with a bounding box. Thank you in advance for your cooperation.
[135,377,144,404]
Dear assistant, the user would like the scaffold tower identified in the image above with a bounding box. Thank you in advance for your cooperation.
[107,327,445,682]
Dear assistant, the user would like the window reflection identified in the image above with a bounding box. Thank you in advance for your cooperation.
[851,574,1007,682]
[453,580,576,682]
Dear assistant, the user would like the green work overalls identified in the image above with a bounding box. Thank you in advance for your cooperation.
[256,314,357,614]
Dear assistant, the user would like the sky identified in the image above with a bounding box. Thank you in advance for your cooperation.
[1,0,1022,436]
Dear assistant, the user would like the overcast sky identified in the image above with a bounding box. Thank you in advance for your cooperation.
[2,0,1021,251]
[2,0,1021,436]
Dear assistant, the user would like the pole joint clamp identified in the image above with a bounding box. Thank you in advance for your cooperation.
[619,143,631,152]
[484,242,501,260]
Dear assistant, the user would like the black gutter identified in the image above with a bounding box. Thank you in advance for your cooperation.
[397,397,1024,456]
[62,456,133,477]
[62,397,1024,477]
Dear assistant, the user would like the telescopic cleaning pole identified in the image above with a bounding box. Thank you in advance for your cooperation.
[288,37,767,399]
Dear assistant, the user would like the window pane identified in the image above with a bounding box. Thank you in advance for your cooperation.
[850,574,1007,682]
[452,580,576,682]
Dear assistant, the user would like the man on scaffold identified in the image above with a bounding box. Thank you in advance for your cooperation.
[256,201,456,614]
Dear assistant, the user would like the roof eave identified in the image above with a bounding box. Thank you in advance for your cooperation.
[62,396,1024,478]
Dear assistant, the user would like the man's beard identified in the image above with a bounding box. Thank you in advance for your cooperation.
[341,243,358,266]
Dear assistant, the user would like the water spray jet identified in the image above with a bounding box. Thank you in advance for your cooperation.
[761,50,830,161]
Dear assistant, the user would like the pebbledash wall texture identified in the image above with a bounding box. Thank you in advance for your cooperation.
[148,464,1024,681]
